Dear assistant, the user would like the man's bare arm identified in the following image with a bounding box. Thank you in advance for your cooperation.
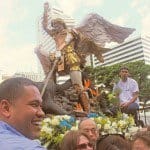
[120,91,139,107]
[130,91,139,103]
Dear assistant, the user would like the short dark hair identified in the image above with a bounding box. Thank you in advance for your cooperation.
[119,66,129,72]
[96,134,131,150]
[0,77,37,102]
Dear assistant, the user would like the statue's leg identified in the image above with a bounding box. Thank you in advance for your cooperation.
[79,91,90,113]
[70,70,83,89]
[55,79,72,94]
[70,70,90,113]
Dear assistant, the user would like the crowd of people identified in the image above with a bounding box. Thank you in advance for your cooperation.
[58,118,150,150]
[0,2,148,149]
[0,76,149,150]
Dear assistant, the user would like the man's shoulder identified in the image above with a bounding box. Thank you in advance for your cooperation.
[128,77,137,83]
[0,134,45,150]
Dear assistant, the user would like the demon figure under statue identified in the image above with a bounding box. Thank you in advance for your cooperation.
[35,2,135,115]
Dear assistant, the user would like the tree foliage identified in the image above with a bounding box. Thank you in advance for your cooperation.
[85,61,150,102]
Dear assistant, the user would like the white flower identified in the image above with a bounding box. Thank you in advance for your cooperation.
[104,90,109,94]
[96,116,103,121]
[122,113,128,119]
[107,120,111,125]
[111,122,117,128]
[63,115,71,120]
[117,131,122,135]
[54,115,62,120]
[101,131,107,135]
[43,118,51,123]
[91,118,95,121]
[51,118,60,126]
[117,127,122,132]
[118,120,126,128]
[41,126,53,133]
[76,120,80,126]
[124,132,131,139]
[71,126,78,130]
[59,134,64,138]
[122,129,127,133]
[108,128,117,134]
[128,126,139,134]
[98,83,106,88]
[104,123,111,130]
[97,124,101,129]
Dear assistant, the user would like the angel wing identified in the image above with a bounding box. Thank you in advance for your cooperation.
[34,45,52,77]
[76,13,135,47]
[74,35,110,63]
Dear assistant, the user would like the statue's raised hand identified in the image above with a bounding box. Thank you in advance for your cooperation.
[44,2,49,13]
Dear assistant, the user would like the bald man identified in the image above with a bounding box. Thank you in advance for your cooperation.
[78,118,99,148]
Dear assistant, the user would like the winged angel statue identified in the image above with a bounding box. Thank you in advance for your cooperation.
[35,2,135,115]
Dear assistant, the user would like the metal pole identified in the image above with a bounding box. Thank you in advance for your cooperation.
[41,59,58,97]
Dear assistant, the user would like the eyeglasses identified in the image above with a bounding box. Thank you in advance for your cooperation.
[83,128,97,134]
[77,142,93,149]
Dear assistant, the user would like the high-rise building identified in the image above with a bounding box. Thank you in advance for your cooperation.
[93,35,150,67]
[13,72,44,82]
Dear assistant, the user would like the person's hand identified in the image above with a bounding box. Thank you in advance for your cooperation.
[55,50,61,59]
[120,101,130,108]
[44,2,49,13]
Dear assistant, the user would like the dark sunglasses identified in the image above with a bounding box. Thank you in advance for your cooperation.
[77,142,93,149]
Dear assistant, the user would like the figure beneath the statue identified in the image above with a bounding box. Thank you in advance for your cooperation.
[35,2,135,115]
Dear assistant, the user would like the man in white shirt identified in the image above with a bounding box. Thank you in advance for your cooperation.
[113,67,139,125]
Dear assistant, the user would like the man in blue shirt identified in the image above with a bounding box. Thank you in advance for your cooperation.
[0,77,46,150]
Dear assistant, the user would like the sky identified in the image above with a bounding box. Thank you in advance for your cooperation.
[0,0,150,74]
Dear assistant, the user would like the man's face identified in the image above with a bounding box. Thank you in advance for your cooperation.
[119,69,129,81]
[79,119,99,143]
[9,85,45,139]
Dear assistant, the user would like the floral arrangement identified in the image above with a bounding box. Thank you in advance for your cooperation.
[40,115,77,149]
[40,113,139,149]
[94,112,139,138]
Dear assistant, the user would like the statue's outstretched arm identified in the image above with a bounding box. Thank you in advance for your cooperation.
[42,2,53,36]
